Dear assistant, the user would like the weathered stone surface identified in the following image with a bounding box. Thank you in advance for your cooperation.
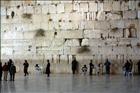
[89,2,97,12]
[123,11,137,19]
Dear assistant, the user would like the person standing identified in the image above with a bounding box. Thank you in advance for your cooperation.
[104,59,111,75]
[23,60,29,76]
[89,60,94,75]
[0,62,3,81]
[123,60,131,77]
[137,60,140,75]
[2,63,8,81]
[129,59,133,76]
[46,60,50,77]
[9,63,16,81]
[82,65,88,75]
[71,57,78,74]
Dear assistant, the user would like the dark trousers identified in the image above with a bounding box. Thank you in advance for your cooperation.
[10,73,15,81]
[138,69,140,75]
[106,68,110,74]
[0,72,2,81]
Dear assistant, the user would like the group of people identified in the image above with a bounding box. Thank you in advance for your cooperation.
[0,58,140,81]
[23,60,51,77]
[0,59,16,81]
[72,58,111,75]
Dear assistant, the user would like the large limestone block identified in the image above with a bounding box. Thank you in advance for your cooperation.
[84,30,101,39]
[23,31,35,39]
[29,23,41,31]
[97,2,103,11]
[112,1,121,11]
[123,11,137,19]
[79,3,88,12]
[94,21,110,30]
[70,13,82,21]
[73,3,80,12]
[56,30,83,39]
[48,4,56,13]
[81,38,89,46]
[1,24,11,32]
[89,2,97,12]
[26,6,34,14]
[106,13,121,20]
[63,47,71,55]
[42,5,49,14]
[121,1,129,11]
[128,1,136,10]
[3,31,23,39]
[103,1,112,11]
[64,3,73,13]
[89,39,104,46]
[32,15,43,23]
[96,11,106,20]
[57,3,64,13]
[65,39,80,47]
[1,6,6,16]
[138,11,140,19]
[110,20,125,28]
[84,21,94,29]
[135,1,140,10]
[40,22,49,30]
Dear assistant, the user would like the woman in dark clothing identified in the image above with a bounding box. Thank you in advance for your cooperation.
[23,60,29,76]
[0,62,2,81]
[46,60,50,77]
[89,60,94,75]
[9,63,16,81]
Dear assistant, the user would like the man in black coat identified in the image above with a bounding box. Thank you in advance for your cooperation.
[137,60,140,75]
[89,60,94,75]
[104,59,111,74]
[72,57,78,74]
[46,60,50,77]
[0,62,2,81]
[23,60,29,76]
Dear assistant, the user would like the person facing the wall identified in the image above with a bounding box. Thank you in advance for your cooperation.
[46,60,50,77]
[104,59,111,75]
[89,60,94,75]
[82,65,88,75]
[9,63,16,81]
[0,62,3,81]
[71,57,78,74]
[23,60,29,76]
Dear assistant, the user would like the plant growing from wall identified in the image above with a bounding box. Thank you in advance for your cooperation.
[35,29,45,37]
[111,27,118,32]
[77,46,90,53]
[22,13,32,19]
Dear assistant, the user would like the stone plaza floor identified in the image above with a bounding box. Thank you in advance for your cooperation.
[0,74,140,93]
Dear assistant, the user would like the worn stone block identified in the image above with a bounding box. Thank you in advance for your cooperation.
[48,4,56,13]
[57,3,64,13]
[128,1,136,10]
[42,5,49,14]
[89,2,97,12]
[138,11,140,19]
[123,11,137,19]
[121,1,129,11]
[64,3,73,13]
[96,11,106,20]
[103,1,112,11]
[84,30,101,39]
[110,20,125,28]
[94,21,110,30]
[112,1,121,11]
[97,2,103,11]
[79,3,88,12]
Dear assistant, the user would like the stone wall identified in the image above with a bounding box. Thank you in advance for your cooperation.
[1,0,140,74]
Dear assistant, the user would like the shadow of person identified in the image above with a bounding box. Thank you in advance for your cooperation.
[24,77,29,91]
[9,81,16,93]
[46,78,51,91]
